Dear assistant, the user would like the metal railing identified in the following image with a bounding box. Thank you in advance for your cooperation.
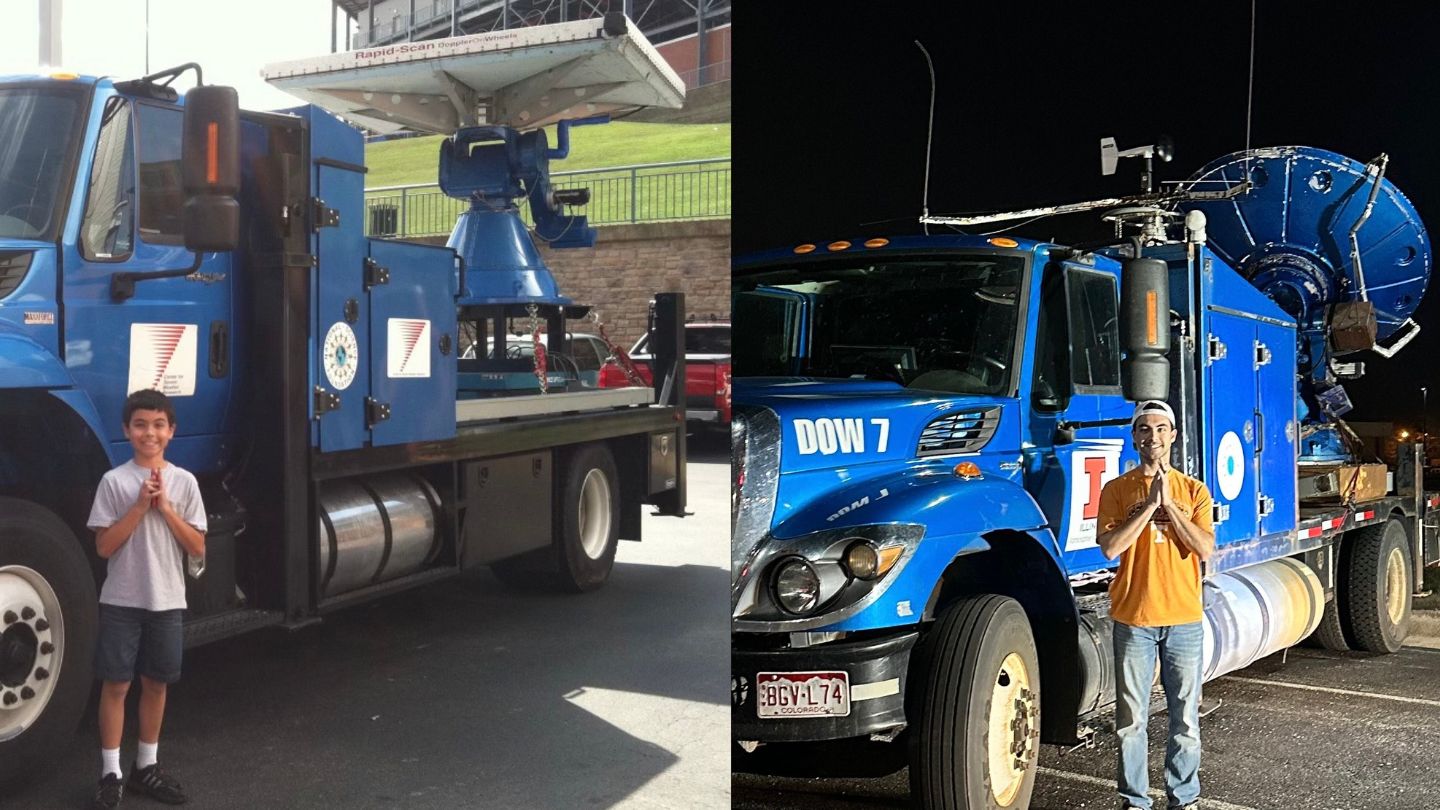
[363,158,730,237]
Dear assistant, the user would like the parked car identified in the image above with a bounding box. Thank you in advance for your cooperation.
[600,322,732,429]
[459,332,611,395]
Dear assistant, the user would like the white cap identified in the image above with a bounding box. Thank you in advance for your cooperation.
[1131,400,1176,429]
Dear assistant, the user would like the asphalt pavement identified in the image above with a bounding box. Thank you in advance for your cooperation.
[9,433,730,810]
[735,632,1440,810]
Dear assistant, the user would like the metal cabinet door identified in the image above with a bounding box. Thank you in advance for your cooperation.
[1205,311,1260,546]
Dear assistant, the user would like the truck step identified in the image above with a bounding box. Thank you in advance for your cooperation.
[182,608,286,649]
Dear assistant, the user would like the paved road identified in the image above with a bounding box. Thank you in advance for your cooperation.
[11,434,730,810]
[735,638,1440,810]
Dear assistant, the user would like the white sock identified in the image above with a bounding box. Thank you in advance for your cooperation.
[137,740,158,769]
[101,747,122,779]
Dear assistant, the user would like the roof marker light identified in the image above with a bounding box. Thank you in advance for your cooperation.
[794,244,816,254]
[988,237,1019,248]
[827,240,852,252]
[864,238,890,248]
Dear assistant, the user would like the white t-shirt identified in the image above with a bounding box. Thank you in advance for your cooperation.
[87,460,208,611]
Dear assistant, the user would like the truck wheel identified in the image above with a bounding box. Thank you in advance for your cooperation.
[0,499,97,787]
[1307,591,1350,651]
[1345,518,1411,653]
[909,595,1040,810]
[553,444,620,593]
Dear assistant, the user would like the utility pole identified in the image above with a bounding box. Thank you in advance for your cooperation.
[38,0,62,67]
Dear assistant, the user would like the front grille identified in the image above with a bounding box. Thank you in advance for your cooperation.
[917,407,1001,457]
[0,251,34,299]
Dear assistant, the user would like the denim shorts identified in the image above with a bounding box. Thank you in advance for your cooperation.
[95,604,185,684]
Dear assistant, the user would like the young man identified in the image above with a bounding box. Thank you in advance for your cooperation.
[1097,400,1216,810]
[87,389,207,809]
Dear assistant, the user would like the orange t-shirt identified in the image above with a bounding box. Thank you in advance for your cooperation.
[1097,466,1214,627]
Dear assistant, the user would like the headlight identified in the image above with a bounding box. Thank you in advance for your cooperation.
[772,557,821,615]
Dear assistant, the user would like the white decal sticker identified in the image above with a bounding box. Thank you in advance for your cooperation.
[323,321,360,391]
[1216,430,1245,501]
[871,418,890,453]
[128,323,197,397]
[793,417,888,455]
[896,600,913,618]
[827,488,890,522]
[387,318,431,378]
[23,311,54,325]
[1064,440,1123,552]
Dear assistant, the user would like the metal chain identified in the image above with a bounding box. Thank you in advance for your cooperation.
[527,303,548,394]
[589,310,647,386]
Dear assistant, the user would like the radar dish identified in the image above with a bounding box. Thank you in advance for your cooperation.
[260,14,684,133]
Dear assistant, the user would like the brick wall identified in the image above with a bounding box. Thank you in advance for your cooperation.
[420,219,730,348]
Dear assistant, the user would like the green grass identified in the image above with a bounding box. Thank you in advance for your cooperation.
[364,121,731,189]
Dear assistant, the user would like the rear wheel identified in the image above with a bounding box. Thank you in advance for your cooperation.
[0,498,97,787]
[909,595,1040,810]
[1345,518,1412,653]
[489,444,619,593]
[1308,590,1350,651]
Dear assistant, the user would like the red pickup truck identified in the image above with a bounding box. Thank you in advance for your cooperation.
[599,322,732,430]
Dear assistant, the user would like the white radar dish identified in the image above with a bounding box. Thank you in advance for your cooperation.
[260,15,685,134]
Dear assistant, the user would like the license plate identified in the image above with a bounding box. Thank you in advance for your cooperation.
[756,671,850,718]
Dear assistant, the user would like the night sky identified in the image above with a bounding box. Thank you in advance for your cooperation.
[732,2,1440,429]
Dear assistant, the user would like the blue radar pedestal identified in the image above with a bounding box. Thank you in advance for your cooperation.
[1178,147,1432,462]
[261,14,684,397]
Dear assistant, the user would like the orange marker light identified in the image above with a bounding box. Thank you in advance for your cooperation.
[48,72,79,81]
[1146,290,1158,346]
[827,240,852,252]
[864,238,890,248]
[988,237,1019,248]
[794,244,816,254]
[206,122,219,185]
[954,461,983,480]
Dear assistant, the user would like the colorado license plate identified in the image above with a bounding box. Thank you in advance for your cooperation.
[756,671,850,718]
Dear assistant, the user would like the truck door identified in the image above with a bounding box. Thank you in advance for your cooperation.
[1028,262,1132,574]
[1204,311,1261,545]
[63,96,234,474]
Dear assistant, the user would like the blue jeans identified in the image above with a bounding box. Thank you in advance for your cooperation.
[1113,620,1202,809]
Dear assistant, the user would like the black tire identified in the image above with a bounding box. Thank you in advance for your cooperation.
[1308,590,1350,651]
[908,595,1040,810]
[490,444,620,593]
[553,443,620,593]
[1345,518,1412,653]
[0,498,98,788]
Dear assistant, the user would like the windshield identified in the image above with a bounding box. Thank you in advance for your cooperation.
[733,253,1026,396]
[0,87,84,241]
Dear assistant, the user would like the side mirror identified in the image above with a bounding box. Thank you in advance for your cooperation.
[1120,257,1170,401]
[181,85,240,252]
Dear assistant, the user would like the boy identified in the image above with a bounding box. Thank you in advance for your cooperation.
[87,389,207,809]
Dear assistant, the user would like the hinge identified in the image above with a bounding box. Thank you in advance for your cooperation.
[1212,502,1231,524]
[365,397,392,427]
[310,198,340,230]
[1258,495,1275,517]
[1208,335,1227,362]
[313,386,341,418]
[363,257,391,290]
[1254,341,1272,368]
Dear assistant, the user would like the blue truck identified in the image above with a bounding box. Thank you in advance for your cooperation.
[0,14,688,784]
[730,145,1439,808]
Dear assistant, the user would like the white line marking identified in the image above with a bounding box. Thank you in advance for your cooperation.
[1037,767,1261,810]
[1221,675,1440,708]
[850,678,900,702]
